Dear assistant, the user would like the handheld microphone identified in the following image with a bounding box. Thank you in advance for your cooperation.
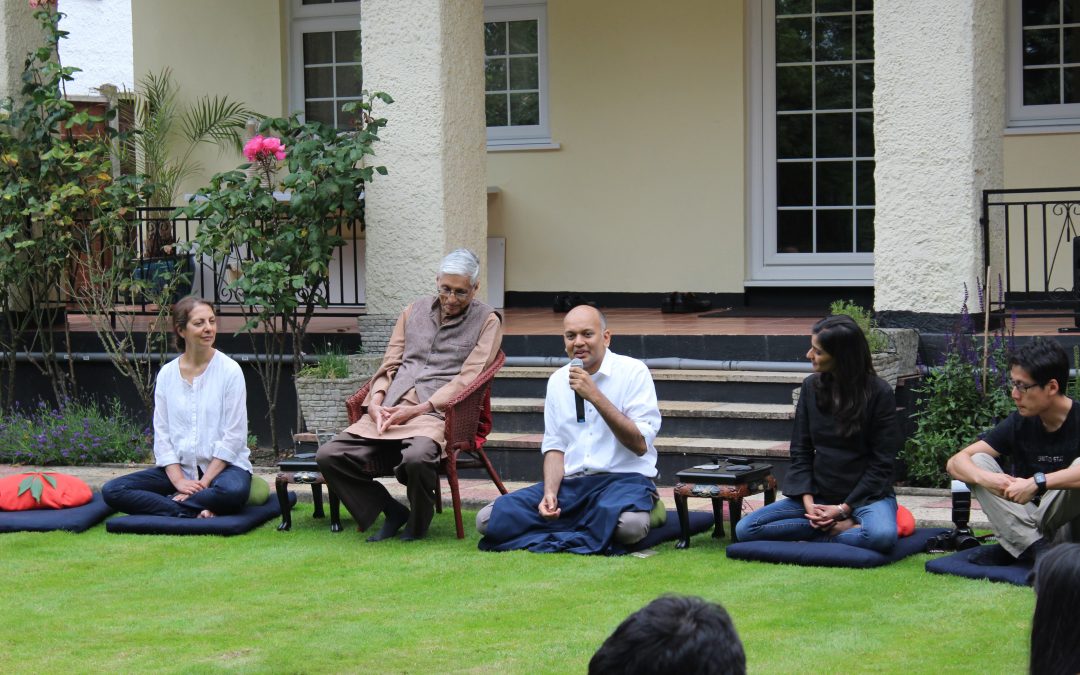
[569,357,585,423]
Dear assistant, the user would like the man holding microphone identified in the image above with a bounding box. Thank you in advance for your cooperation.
[477,305,662,553]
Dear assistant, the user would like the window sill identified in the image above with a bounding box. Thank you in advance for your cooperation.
[486,141,561,152]
[1005,123,1080,136]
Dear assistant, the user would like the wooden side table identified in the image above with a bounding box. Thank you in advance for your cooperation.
[276,454,342,532]
[673,460,776,548]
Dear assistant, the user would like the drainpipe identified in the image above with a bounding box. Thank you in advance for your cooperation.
[503,356,813,372]
[1,352,318,364]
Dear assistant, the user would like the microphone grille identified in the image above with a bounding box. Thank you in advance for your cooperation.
[569,358,583,368]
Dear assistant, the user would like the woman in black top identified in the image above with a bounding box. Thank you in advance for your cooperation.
[734,315,901,552]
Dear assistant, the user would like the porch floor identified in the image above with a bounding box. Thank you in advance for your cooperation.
[63,307,1077,338]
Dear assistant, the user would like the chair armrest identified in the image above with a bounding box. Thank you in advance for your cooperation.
[444,350,505,450]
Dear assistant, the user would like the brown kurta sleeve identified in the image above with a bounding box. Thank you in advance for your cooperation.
[425,311,503,412]
[361,305,410,407]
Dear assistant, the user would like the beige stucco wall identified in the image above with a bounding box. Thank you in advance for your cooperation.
[487,0,746,295]
[131,0,286,200]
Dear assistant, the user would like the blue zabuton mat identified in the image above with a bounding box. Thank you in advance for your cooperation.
[0,492,114,533]
[106,492,295,536]
[725,528,949,568]
[924,546,1033,586]
[626,510,715,552]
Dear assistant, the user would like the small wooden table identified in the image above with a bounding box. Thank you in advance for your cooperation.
[276,454,342,532]
[673,460,776,548]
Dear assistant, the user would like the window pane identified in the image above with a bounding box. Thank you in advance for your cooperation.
[777,114,813,158]
[818,210,854,252]
[855,63,874,108]
[335,30,361,64]
[776,17,813,63]
[305,100,335,126]
[817,0,851,13]
[817,162,853,206]
[855,111,874,157]
[856,160,875,206]
[1025,68,1060,104]
[776,0,812,15]
[856,209,875,252]
[509,20,538,54]
[816,15,852,62]
[816,64,852,109]
[854,12,873,61]
[816,113,853,158]
[1023,0,1060,27]
[854,0,873,11]
[1024,28,1061,66]
[777,65,813,110]
[1065,26,1080,63]
[486,59,507,91]
[336,64,362,97]
[1066,0,1080,23]
[509,92,539,126]
[777,210,813,253]
[305,66,334,99]
[486,94,508,127]
[508,57,539,90]
[778,162,813,206]
[485,22,507,56]
[304,32,333,65]
[1065,66,1080,102]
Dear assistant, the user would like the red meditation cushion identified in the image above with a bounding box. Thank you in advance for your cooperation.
[896,504,916,538]
[0,472,93,511]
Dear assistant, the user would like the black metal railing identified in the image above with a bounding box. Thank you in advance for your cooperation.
[982,187,1080,329]
[71,207,365,317]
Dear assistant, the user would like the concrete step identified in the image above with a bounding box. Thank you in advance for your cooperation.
[494,367,808,404]
[491,397,794,440]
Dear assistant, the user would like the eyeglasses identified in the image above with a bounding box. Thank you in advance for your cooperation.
[437,285,472,301]
[1008,380,1043,393]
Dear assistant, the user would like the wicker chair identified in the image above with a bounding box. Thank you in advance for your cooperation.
[345,350,508,538]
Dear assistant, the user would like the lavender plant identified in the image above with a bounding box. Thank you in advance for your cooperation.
[0,398,151,466]
[900,280,1016,487]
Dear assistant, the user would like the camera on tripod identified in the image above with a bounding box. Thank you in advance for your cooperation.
[925,481,981,553]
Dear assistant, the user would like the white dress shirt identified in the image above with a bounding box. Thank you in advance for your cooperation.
[153,350,252,480]
[541,350,660,478]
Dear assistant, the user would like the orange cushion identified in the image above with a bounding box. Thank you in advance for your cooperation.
[896,504,915,538]
[0,472,93,511]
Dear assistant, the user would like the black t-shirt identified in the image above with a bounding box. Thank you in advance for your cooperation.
[982,400,1080,477]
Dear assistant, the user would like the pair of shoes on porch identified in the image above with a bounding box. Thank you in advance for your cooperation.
[969,537,1051,566]
[553,293,598,313]
[661,292,712,314]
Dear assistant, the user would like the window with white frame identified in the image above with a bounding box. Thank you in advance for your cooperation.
[1008,0,1080,128]
[290,0,362,128]
[484,1,551,147]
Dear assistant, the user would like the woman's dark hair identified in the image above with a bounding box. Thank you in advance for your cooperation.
[1030,543,1080,675]
[811,314,875,437]
[171,296,214,352]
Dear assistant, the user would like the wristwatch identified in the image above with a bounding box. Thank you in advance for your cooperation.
[1034,472,1048,496]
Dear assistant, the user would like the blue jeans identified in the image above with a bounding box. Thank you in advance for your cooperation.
[734,495,898,552]
[102,465,251,517]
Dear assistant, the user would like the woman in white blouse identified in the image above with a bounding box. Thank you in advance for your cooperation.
[103,297,252,518]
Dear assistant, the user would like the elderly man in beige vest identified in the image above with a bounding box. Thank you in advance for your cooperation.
[316,249,502,541]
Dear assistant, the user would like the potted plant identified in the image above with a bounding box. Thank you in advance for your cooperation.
[294,350,380,436]
[829,299,903,388]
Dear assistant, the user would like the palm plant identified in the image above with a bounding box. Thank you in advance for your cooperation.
[119,68,259,209]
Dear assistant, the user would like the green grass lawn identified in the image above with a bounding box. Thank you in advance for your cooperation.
[0,504,1032,673]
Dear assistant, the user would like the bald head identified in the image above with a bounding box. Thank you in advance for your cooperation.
[563,305,610,374]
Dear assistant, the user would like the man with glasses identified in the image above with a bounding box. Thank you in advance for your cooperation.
[317,249,502,541]
[947,337,1080,565]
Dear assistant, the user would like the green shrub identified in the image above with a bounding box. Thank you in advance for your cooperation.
[0,398,152,465]
[829,299,890,353]
[296,352,350,379]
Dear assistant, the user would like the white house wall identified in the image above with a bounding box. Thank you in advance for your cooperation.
[58,0,133,96]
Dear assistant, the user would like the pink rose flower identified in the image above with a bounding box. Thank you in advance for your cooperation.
[29,0,55,7]
[243,135,287,163]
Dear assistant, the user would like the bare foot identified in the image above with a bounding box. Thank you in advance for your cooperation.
[827,519,856,536]
[197,509,216,519]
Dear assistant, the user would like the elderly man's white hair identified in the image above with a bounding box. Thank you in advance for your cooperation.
[439,248,481,285]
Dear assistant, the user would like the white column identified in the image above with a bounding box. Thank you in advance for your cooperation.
[0,3,44,100]
[359,0,487,352]
[874,0,1004,329]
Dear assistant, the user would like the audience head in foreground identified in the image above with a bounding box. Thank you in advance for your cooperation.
[1030,542,1080,675]
[589,595,746,675]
